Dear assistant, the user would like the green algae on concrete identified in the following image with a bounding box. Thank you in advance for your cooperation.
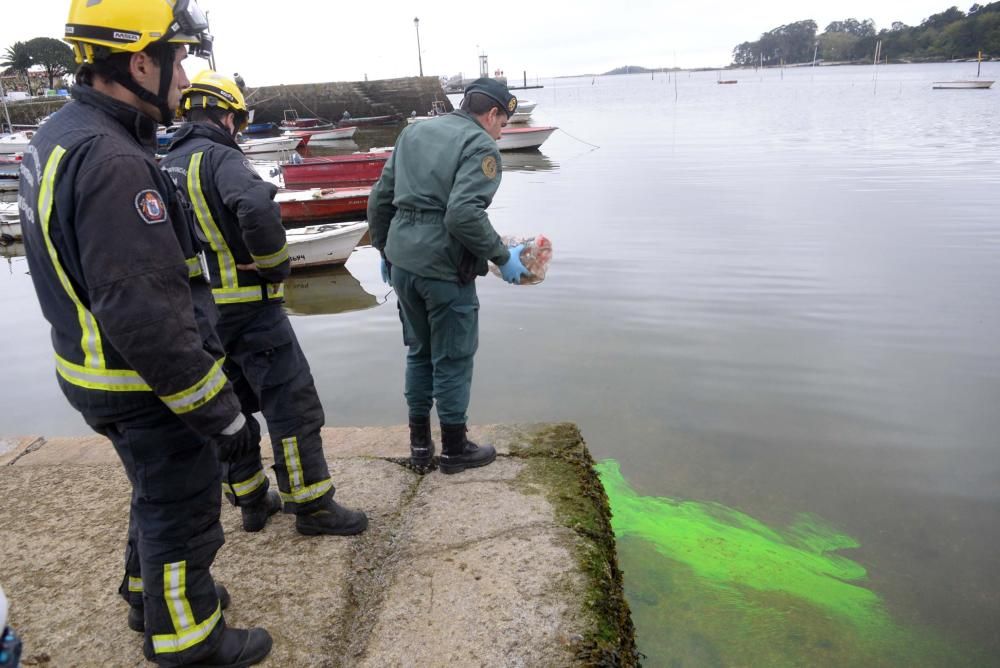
[596,459,984,667]
[510,424,640,666]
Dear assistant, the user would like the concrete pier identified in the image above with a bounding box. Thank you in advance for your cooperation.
[0,423,637,666]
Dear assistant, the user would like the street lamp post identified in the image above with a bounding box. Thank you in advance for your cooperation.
[413,17,424,77]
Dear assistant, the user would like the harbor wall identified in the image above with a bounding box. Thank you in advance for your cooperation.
[1,76,454,127]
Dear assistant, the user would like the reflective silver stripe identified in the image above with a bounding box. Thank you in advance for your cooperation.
[55,354,151,392]
[283,436,303,490]
[128,576,143,593]
[152,561,221,655]
[161,359,227,415]
[229,470,267,498]
[278,478,334,505]
[251,243,288,269]
[38,146,105,369]
[186,256,203,278]
[212,283,284,305]
[187,153,237,289]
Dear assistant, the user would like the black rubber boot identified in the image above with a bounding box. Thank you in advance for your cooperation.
[129,584,231,632]
[184,626,273,667]
[408,415,435,470]
[240,489,282,533]
[439,423,496,474]
[295,497,368,536]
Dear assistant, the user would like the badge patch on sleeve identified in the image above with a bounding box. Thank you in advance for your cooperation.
[482,155,498,179]
[135,189,167,224]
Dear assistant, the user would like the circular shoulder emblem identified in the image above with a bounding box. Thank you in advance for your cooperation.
[135,189,167,224]
[508,97,518,113]
[482,155,497,179]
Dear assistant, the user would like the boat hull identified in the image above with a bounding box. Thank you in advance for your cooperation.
[496,127,556,151]
[932,80,994,89]
[281,153,390,189]
[336,114,403,128]
[283,126,357,141]
[0,202,21,243]
[276,187,371,223]
[286,221,369,270]
[239,136,302,154]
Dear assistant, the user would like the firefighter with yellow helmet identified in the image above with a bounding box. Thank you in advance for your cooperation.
[162,71,368,538]
[20,1,271,665]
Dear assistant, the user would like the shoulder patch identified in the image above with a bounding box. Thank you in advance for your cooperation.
[135,189,167,224]
[482,155,498,179]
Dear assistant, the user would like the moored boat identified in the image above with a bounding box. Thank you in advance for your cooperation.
[496,126,556,151]
[336,114,403,128]
[932,80,994,89]
[239,135,302,155]
[0,201,21,245]
[286,221,369,270]
[282,126,357,141]
[276,187,371,224]
[244,121,278,134]
[280,109,334,130]
[0,131,35,155]
[281,152,391,189]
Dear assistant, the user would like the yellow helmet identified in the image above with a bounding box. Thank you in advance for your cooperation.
[65,0,213,64]
[182,70,250,132]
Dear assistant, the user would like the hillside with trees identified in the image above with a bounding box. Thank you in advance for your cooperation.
[732,2,1000,66]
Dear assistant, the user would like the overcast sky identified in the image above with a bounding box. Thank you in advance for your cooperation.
[1,1,961,86]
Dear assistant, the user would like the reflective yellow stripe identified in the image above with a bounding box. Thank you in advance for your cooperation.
[212,283,284,305]
[128,576,143,593]
[55,354,151,392]
[161,359,227,415]
[278,436,333,504]
[251,243,288,269]
[225,470,267,498]
[38,146,105,369]
[152,561,221,655]
[187,153,237,289]
[186,256,203,278]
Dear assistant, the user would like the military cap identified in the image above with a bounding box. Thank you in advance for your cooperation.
[463,77,518,117]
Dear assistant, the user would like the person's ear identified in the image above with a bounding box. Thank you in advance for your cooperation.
[128,51,154,85]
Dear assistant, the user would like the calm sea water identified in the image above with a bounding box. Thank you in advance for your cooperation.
[3,63,999,664]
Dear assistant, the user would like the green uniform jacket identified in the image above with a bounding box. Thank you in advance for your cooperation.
[368,110,511,282]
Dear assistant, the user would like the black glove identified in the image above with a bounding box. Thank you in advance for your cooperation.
[215,420,257,462]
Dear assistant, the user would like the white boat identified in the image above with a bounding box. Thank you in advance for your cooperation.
[0,130,34,155]
[507,109,533,124]
[0,201,21,244]
[282,126,357,141]
[932,80,994,89]
[238,136,302,155]
[286,221,369,270]
[496,126,556,151]
[516,99,537,114]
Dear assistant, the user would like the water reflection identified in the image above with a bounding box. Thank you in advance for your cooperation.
[283,264,379,316]
[500,150,557,173]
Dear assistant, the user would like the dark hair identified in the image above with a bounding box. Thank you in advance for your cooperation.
[460,92,504,117]
[75,43,178,86]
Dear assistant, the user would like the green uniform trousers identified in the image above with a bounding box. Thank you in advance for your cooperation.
[391,266,479,424]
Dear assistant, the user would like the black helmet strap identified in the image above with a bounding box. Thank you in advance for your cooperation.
[107,42,177,124]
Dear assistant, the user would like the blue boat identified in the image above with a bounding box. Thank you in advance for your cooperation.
[244,122,278,135]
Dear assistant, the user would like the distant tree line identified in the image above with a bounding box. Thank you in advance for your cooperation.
[732,2,1000,66]
[2,37,76,95]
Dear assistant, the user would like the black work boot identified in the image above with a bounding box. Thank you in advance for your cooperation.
[240,489,282,533]
[295,497,368,536]
[439,423,496,474]
[184,626,272,667]
[408,415,436,470]
[129,584,231,632]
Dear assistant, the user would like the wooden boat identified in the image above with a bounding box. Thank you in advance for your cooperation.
[932,80,994,89]
[0,201,21,245]
[280,109,334,130]
[276,187,371,224]
[496,126,556,151]
[282,126,357,141]
[336,114,403,128]
[238,135,302,155]
[0,130,35,155]
[281,152,391,189]
[286,221,369,270]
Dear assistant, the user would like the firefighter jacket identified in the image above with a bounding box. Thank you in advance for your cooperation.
[367,110,511,283]
[161,122,289,309]
[18,84,241,436]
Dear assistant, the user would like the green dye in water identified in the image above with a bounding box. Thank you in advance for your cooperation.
[596,459,980,667]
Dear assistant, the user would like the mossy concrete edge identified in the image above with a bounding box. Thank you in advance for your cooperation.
[509,423,640,667]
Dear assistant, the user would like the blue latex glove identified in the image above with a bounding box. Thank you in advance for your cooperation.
[380,257,391,284]
[499,244,529,285]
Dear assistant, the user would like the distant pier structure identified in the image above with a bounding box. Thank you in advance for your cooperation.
[245,76,453,123]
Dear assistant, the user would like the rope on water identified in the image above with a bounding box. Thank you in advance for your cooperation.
[557,127,600,149]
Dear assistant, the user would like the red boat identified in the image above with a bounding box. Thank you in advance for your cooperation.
[281,152,391,189]
[276,187,371,225]
[280,109,334,131]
